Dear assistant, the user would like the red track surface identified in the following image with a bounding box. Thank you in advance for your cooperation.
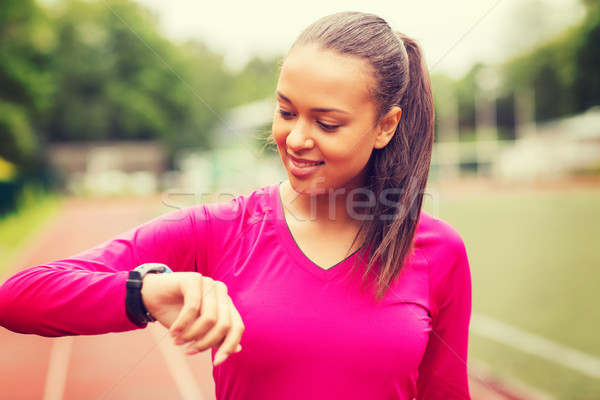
[0,196,523,399]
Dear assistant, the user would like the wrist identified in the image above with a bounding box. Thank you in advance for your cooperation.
[140,273,160,320]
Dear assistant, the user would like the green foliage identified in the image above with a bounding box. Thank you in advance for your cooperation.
[0,0,55,111]
[572,5,600,110]
[499,0,600,121]
[0,0,281,175]
[43,0,231,150]
[0,189,60,273]
[228,56,280,106]
[432,0,600,141]
[0,101,37,165]
[502,28,581,120]
[0,0,54,169]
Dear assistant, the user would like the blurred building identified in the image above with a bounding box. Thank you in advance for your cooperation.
[48,141,167,196]
[169,98,285,198]
[498,106,600,180]
[432,107,600,182]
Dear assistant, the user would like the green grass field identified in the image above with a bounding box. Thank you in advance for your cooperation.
[0,195,60,275]
[427,185,600,399]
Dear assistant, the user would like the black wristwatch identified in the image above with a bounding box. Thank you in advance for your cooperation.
[125,263,172,326]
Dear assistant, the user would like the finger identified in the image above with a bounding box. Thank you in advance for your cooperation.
[213,299,245,366]
[170,274,203,338]
[178,277,221,343]
[186,280,230,350]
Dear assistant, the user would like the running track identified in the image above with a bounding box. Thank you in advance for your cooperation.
[0,196,526,399]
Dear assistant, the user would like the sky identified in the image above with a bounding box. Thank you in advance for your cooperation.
[133,0,586,77]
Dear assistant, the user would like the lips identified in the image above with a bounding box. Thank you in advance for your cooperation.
[287,154,324,178]
[290,157,324,167]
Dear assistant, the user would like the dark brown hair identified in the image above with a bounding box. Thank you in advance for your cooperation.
[293,12,435,299]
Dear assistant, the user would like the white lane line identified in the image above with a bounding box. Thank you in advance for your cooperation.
[469,359,557,400]
[148,324,206,400]
[43,336,73,400]
[471,313,600,378]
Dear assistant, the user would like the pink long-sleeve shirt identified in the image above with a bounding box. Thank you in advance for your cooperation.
[0,183,471,399]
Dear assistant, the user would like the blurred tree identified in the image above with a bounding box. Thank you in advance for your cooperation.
[572,0,600,110]
[0,0,55,169]
[228,56,280,106]
[44,0,232,151]
[0,0,284,175]
[501,0,600,121]
[433,0,600,143]
[172,40,234,149]
[453,66,479,141]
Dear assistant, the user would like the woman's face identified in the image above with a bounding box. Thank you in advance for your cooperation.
[273,45,395,196]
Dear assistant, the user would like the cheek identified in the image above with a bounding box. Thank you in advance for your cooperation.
[321,131,375,163]
[271,119,288,149]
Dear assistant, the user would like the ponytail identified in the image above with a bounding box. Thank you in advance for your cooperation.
[362,33,435,299]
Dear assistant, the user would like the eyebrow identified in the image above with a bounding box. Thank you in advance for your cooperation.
[276,91,350,115]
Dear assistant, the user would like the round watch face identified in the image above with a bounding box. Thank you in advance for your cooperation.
[135,263,171,276]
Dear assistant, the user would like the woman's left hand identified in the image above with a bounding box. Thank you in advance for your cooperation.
[141,272,244,366]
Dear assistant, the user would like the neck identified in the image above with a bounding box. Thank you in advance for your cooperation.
[280,181,370,227]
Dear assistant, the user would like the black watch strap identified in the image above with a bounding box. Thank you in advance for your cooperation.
[125,263,172,326]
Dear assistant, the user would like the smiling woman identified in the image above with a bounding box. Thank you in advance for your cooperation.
[273,45,389,194]
[0,11,471,400]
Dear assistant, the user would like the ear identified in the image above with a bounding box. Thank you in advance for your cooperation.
[373,106,402,149]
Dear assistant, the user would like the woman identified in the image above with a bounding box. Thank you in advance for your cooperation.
[0,11,471,399]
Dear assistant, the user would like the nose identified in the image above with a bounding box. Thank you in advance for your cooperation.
[286,120,314,151]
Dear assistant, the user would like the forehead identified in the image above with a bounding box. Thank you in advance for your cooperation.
[277,45,374,110]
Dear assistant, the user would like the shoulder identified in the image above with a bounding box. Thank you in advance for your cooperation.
[156,184,276,237]
[177,184,277,238]
[414,211,466,262]
[200,184,276,221]
[414,211,471,311]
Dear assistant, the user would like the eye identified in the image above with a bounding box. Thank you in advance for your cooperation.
[277,109,296,119]
[316,121,341,131]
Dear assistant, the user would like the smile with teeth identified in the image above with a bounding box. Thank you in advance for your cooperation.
[292,159,324,167]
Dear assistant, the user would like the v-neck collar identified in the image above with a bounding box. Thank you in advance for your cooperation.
[269,182,359,282]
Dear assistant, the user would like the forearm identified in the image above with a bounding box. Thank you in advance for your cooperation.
[0,206,206,337]
[0,264,139,336]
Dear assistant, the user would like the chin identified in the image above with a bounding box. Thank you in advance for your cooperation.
[287,177,330,196]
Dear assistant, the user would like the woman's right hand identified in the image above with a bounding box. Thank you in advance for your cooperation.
[141,272,244,366]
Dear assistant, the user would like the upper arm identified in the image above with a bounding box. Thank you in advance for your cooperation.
[416,223,472,399]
